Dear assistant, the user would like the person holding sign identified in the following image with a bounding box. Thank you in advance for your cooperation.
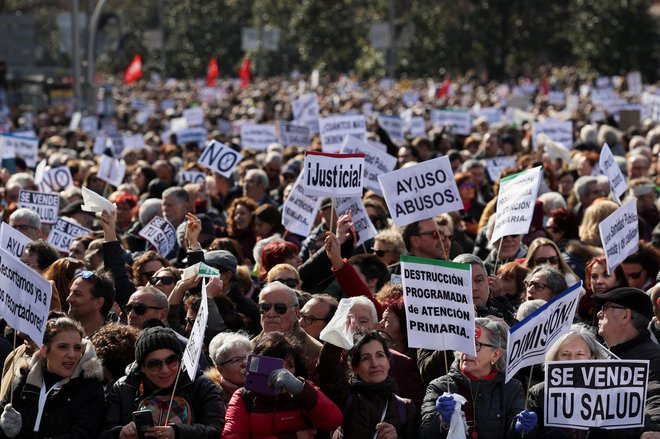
[420,317,532,439]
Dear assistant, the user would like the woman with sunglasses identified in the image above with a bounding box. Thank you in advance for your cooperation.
[523,238,579,287]
[103,327,225,439]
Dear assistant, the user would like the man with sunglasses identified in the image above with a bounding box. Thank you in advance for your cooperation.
[402,218,446,260]
[124,286,169,329]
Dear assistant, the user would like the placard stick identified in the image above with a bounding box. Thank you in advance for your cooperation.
[492,237,505,275]
[9,329,17,405]
[432,218,448,261]
[443,350,451,391]
[524,364,534,410]
[164,365,183,425]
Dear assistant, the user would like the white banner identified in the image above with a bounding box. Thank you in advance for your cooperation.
[484,156,517,182]
[400,255,475,353]
[36,166,74,194]
[431,109,472,136]
[0,134,38,167]
[278,122,311,148]
[97,155,127,187]
[333,197,377,247]
[377,115,405,144]
[490,166,542,245]
[292,93,320,123]
[545,360,648,429]
[378,156,463,227]
[0,246,52,345]
[182,278,209,380]
[340,135,397,196]
[198,140,243,178]
[599,198,639,274]
[281,174,320,237]
[599,143,627,203]
[505,282,581,382]
[0,223,32,259]
[139,216,177,256]
[178,171,206,185]
[183,107,205,127]
[532,121,573,148]
[47,218,92,253]
[303,151,365,197]
[318,114,367,153]
[18,190,60,225]
[240,124,277,151]
[408,117,426,137]
[176,127,208,147]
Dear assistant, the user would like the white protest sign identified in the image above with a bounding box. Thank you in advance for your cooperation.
[182,278,209,380]
[37,166,74,193]
[178,171,206,185]
[505,281,581,382]
[378,156,463,227]
[599,198,639,274]
[292,93,320,123]
[484,156,517,182]
[0,134,38,167]
[599,143,627,203]
[627,71,642,96]
[400,255,475,353]
[170,117,188,132]
[545,360,648,429]
[489,166,542,246]
[303,151,365,197]
[477,107,503,125]
[318,114,367,153]
[642,92,660,122]
[18,190,60,224]
[431,109,472,135]
[139,216,177,256]
[281,174,320,237]
[278,122,311,147]
[97,155,127,187]
[240,124,277,151]
[176,127,208,147]
[0,223,32,259]
[81,187,117,214]
[340,135,397,195]
[333,197,377,247]
[122,134,145,149]
[69,112,82,131]
[548,91,566,107]
[47,218,92,253]
[408,117,426,137]
[198,140,242,178]
[377,115,405,144]
[532,121,573,148]
[0,246,52,345]
[93,136,108,155]
[183,107,205,127]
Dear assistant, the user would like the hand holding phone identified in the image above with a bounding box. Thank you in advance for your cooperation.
[132,410,153,439]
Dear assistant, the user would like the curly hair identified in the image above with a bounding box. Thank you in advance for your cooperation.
[548,208,579,241]
[132,251,172,284]
[259,241,300,282]
[253,331,307,378]
[227,196,258,237]
[91,323,140,380]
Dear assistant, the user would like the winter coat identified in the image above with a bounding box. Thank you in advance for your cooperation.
[420,364,526,439]
[1,338,105,439]
[221,379,343,438]
[102,363,225,439]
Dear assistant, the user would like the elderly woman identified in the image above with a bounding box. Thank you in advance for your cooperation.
[421,317,533,439]
[524,266,568,302]
[205,332,253,405]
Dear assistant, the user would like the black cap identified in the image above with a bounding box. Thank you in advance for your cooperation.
[135,327,182,367]
[60,200,95,217]
[204,250,237,274]
[592,287,653,321]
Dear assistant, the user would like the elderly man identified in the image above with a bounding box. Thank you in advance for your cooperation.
[162,186,192,229]
[124,286,169,329]
[242,168,277,206]
[8,208,42,240]
[628,154,651,180]
[573,175,606,223]
[299,294,338,340]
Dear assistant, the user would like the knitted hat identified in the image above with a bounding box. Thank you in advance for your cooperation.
[135,327,182,367]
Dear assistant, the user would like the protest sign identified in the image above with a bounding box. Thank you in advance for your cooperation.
[0,134,38,167]
[198,140,242,178]
[216,118,233,136]
[97,155,127,187]
[489,166,542,246]
[178,171,206,185]
[548,91,566,107]
[281,174,320,237]
[377,115,404,144]
[377,156,463,227]
[93,136,108,155]
[408,117,426,137]
[484,156,517,181]
[318,114,367,153]
[0,245,52,345]
[278,122,311,148]
[18,190,60,224]
[340,135,397,195]
[303,151,365,197]
[176,127,208,147]
[47,218,92,253]
[599,143,626,203]
[476,107,503,125]
[240,124,277,151]
[505,281,581,382]
[627,71,642,96]
[292,93,320,123]
[532,121,573,148]
[139,216,177,256]
[545,360,648,429]
[36,166,74,193]
[122,134,145,149]
[642,92,660,122]
[182,278,209,380]
[69,112,82,131]
[431,109,472,135]
[0,223,32,259]
[183,107,204,127]
[599,198,639,274]
[170,116,188,132]
[400,255,475,353]
[81,187,117,214]
[333,197,377,247]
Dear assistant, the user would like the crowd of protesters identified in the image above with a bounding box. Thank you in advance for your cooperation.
[0,67,656,438]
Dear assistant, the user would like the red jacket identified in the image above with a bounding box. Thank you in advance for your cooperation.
[222,380,342,438]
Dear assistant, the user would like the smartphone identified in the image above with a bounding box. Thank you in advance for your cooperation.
[132,410,154,439]
[244,354,284,395]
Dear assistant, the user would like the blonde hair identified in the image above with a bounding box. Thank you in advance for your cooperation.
[579,200,618,246]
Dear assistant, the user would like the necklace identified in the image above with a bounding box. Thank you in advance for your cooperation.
[467,381,480,439]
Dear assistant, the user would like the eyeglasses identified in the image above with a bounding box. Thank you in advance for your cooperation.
[600,303,628,313]
[475,341,498,352]
[533,256,559,265]
[140,271,157,279]
[372,249,392,258]
[415,230,440,240]
[272,278,298,289]
[149,276,176,286]
[124,303,164,315]
[525,280,551,291]
[144,354,180,371]
[438,232,453,242]
[258,302,297,315]
[300,314,328,325]
[219,355,247,366]
[626,271,645,280]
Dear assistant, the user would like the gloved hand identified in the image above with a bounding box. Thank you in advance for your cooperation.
[268,368,304,395]
[515,410,537,434]
[0,403,22,438]
[435,395,455,423]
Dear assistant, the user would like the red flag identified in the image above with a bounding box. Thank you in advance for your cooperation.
[239,57,251,89]
[123,55,142,84]
[436,78,451,98]
[206,57,218,86]
[540,77,549,96]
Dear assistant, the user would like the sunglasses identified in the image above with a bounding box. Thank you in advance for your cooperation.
[258,302,297,315]
[459,183,476,189]
[534,256,559,265]
[415,230,439,240]
[144,354,180,371]
[124,303,164,315]
[76,270,96,280]
[626,271,645,280]
[273,278,298,289]
[149,276,176,286]
[525,281,551,291]
[372,249,391,258]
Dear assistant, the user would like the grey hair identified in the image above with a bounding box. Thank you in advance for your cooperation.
[516,299,547,321]
[245,169,269,187]
[546,324,608,362]
[137,286,170,312]
[461,159,486,173]
[631,310,650,332]
[349,296,378,326]
[473,317,509,373]
[139,198,162,225]
[162,186,189,204]
[538,192,567,212]
[573,176,598,199]
[260,281,299,306]
[453,254,486,274]
[264,151,283,165]
[374,229,406,255]
[208,331,253,367]
[7,172,35,189]
[525,266,567,297]
[253,235,284,265]
[10,208,41,228]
